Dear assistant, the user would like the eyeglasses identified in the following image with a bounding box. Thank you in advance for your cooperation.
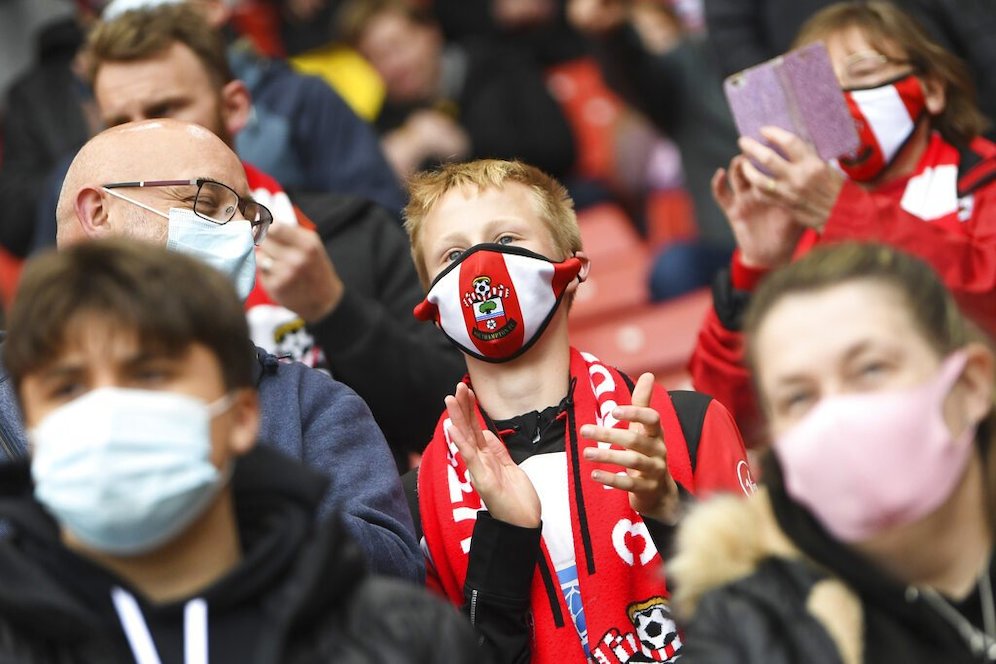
[102,179,273,243]
[839,50,915,89]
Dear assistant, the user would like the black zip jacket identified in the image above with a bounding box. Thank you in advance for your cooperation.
[0,446,481,663]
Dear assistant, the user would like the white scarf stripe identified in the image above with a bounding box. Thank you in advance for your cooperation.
[503,253,557,343]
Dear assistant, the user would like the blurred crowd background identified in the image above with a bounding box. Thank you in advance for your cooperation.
[0,0,993,388]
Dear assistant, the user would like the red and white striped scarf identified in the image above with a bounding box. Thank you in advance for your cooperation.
[419,348,693,662]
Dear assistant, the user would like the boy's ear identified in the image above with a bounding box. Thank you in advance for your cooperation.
[225,388,259,456]
[567,251,591,294]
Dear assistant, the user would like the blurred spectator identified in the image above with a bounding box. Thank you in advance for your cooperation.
[275,0,338,55]
[704,0,996,138]
[569,0,738,299]
[338,0,576,180]
[0,238,481,662]
[689,1,996,447]
[673,243,996,663]
[103,0,407,217]
[0,13,97,258]
[703,0,828,77]
[85,3,465,468]
[0,0,75,108]
[429,0,591,67]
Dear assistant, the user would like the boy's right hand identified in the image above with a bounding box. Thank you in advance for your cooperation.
[445,383,541,529]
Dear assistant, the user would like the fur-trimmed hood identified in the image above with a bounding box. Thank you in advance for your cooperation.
[669,489,864,664]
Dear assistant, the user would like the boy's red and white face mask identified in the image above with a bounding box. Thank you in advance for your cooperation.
[414,244,583,363]
[838,73,927,182]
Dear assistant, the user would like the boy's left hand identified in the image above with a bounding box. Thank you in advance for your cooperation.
[580,373,681,524]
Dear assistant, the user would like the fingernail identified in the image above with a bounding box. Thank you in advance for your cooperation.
[583,449,596,460]
[591,470,602,481]
[612,407,623,418]
[580,425,593,437]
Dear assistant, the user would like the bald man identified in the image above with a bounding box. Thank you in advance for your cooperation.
[81,4,465,466]
[0,119,422,583]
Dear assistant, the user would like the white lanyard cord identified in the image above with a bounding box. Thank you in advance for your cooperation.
[185,597,209,664]
[111,586,209,664]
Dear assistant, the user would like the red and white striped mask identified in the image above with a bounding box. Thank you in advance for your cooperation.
[839,73,927,182]
[414,244,583,363]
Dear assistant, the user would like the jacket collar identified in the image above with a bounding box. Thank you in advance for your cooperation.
[670,488,864,664]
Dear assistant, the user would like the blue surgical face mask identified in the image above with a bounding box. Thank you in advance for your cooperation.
[165,207,256,301]
[101,188,257,301]
[29,387,237,556]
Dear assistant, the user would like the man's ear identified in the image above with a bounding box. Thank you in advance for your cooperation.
[958,342,994,425]
[74,186,114,239]
[220,80,252,138]
[922,74,947,117]
[226,388,260,457]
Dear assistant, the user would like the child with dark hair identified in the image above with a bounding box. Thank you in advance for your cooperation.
[0,238,481,662]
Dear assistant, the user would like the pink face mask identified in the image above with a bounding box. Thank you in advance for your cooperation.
[838,73,927,182]
[774,352,976,543]
[414,244,583,363]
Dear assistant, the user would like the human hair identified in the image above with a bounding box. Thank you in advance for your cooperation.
[744,242,995,442]
[86,2,234,87]
[793,1,989,146]
[404,159,582,289]
[4,238,254,394]
[335,0,435,46]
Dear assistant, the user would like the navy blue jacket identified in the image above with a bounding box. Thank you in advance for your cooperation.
[230,44,407,218]
[0,347,422,583]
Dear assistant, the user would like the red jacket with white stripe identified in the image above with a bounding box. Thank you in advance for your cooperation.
[689,132,996,447]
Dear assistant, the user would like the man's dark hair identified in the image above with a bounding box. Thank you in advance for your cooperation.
[4,238,254,392]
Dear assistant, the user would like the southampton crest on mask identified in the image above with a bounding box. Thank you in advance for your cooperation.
[414,243,583,363]
[466,275,517,340]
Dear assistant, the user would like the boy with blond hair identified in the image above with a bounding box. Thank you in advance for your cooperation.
[405,159,753,663]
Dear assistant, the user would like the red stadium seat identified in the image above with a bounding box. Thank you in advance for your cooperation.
[231,1,285,58]
[569,288,712,388]
[546,58,625,182]
[573,202,652,322]
[576,203,643,262]
[646,189,698,250]
[0,246,23,312]
[571,251,651,325]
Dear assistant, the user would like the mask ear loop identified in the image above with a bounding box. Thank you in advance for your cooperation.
[206,392,237,418]
[101,187,169,220]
